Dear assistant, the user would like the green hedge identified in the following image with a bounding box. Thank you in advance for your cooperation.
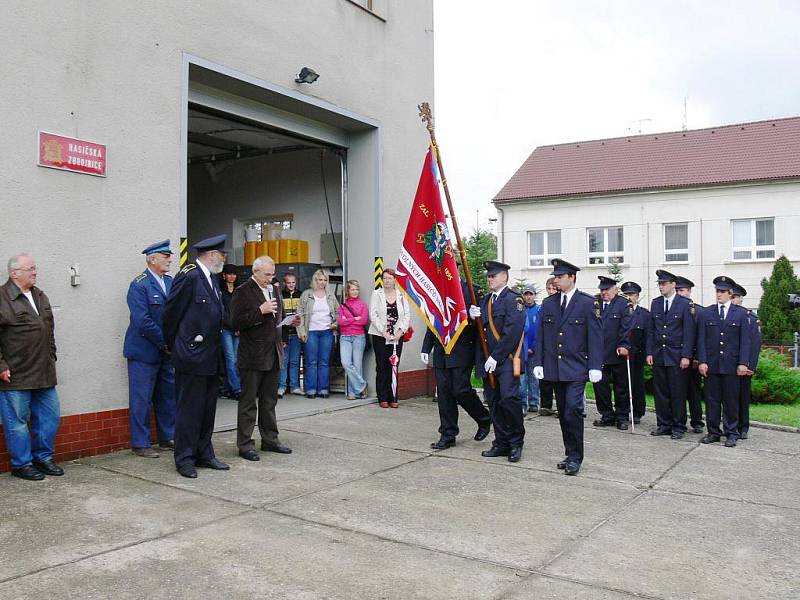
[751,349,800,405]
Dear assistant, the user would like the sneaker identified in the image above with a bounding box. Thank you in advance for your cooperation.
[290,388,304,395]
[278,388,286,398]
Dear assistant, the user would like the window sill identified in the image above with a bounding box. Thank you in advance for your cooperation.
[344,0,387,21]
[723,258,778,265]
[663,261,690,265]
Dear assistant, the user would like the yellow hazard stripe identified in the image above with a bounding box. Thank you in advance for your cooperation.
[180,238,188,268]
[374,256,384,290]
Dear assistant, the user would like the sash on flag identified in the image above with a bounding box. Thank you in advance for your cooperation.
[395,147,468,353]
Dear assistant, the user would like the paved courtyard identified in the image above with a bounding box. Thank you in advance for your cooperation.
[1,397,799,599]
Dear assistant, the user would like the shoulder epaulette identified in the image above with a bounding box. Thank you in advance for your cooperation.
[689,299,696,315]
[590,294,601,318]
[179,263,197,276]
[133,273,147,283]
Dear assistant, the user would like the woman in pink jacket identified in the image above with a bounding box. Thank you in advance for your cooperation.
[338,280,369,400]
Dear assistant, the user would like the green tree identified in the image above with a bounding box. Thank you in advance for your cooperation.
[607,260,624,283]
[758,255,800,344]
[460,228,497,295]
[512,277,531,294]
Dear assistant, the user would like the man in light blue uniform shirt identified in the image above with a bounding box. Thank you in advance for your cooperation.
[123,240,176,458]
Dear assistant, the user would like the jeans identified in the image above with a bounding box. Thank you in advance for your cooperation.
[340,334,367,397]
[221,329,241,394]
[305,329,334,395]
[519,354,541,412]
[279,334,302,391]
[0,387,61,468]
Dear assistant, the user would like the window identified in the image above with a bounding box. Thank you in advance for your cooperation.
[528,230,562,266]
[731,218,775,260]
[244,214,294,241]
[587,226,624,265]
[664,223,689,262]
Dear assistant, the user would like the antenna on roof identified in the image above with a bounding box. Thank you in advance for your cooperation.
[682,96,688,131]
[626,118,652,135]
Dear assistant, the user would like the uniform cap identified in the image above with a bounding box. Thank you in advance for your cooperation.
[655,269,677,283]
[675,276,695,289]
[483,260,510,276]
[550,258,580,276]
[192,234,227,252]
[620,281,642,294]
[731,282,747,297]
[712,275,736,291]
[142,239,172,255]
[597,276,617,290]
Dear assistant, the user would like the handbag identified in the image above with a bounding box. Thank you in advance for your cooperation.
[401,326,414,342]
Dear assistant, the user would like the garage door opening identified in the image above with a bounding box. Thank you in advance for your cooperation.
[186,103,353,408]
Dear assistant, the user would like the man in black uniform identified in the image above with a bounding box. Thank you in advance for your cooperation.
[163,234,230,478]
[646,270,695,440]
[592,276,634,430]
[533,259,603,476]
[468,261,525,462]
[620,281,649,424]
[421,279,491,449]
[731,282,761,440]
[675,276,705,433]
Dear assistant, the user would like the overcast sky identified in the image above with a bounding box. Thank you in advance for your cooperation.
[433,0,800,233]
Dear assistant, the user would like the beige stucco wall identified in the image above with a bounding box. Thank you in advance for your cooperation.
[0,1,433,415]
[497,181,800,308]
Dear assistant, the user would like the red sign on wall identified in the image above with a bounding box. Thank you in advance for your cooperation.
[38,131,106,177]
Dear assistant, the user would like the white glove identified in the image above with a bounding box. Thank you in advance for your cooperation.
[533,366,544,380]
[420,352,429,365]
[484,356,497,373]
[589,369,602,383]
[469,305,481,318]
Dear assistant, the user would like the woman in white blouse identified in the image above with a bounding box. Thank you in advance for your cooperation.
[368,268,411,408]
[296,269,339,399]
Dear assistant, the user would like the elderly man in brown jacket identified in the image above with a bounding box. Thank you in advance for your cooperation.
[0,254,63,481]
[231,256,292,460]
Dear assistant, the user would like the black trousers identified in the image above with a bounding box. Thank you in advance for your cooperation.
[539,379,555,410]
[652,365,688,433]
[739,375,752,434]
[593,361,630,423]
[435,365,490,440]
[705,373,741,438]
[372,335,403,403]
[483,363,524,450]
[237,368,280,451]
[174,371,219,468]
[630,350,646,419]
[555,381,585,464]
[686,367,705,428]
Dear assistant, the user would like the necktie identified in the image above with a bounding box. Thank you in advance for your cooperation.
[664,298,669,314]
[603,302,608,312]
[719,304,725,320]
[157,277,166,295]
[561,294,567,313]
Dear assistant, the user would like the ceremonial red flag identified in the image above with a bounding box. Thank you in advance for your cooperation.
[395,147,468,353]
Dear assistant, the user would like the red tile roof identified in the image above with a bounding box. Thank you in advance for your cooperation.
[493,116,800,203]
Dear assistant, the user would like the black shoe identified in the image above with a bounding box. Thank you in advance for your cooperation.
[158,439,175,450]
[739,430,749,440]
[593,419,615,427]
[557,460,568,470]
[564,462,581,476]
[306,393,316,399]
[474,424,491,441]
[239,449,260,461]
[651,428,672,436]
[481,446,509,458]
[508,447,523,463]
[196,458,230,470]
[319,393,330,399]
[700,434,720,444]
[633,417,642,425]
[11,465,45,481]
[724,437,737,447]
[430,437,456,450]
[539,407,555,417]
[617,421,629,431]
[177,464,197,478]
[261,443,293,454]
[33,458,64,476]
[670,431,685,440]
[692,427,705,434]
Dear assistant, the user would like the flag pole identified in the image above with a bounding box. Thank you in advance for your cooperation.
[418,102,495,389]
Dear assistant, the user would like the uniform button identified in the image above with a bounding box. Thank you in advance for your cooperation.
[720,351,724,354]
[558,355,562,359]
[720,341,724,345]
[720,332,725,336]
[662,344,666,347]
[559,332,564,336]
[662,334,666,338]
[663,325,667,328]
[558,344,563,348]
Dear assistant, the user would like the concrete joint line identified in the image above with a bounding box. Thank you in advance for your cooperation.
[646,442,699,489]
[280,426,434,456]
[492,569,668,600]
[651,487,800,513]
[0,506,254,586]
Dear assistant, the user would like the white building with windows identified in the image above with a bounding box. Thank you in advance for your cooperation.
[493,117,800,307]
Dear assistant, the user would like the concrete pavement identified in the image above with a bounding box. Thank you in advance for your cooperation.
[1,398,798,599]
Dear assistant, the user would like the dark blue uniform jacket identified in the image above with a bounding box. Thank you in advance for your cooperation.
[696,303,752,375]
[598,294,633,365]
[646,294,695,366]
[474,286,525,377]
[123,270,173,364]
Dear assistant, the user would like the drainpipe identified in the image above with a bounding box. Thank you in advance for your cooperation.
[495,205,504,263]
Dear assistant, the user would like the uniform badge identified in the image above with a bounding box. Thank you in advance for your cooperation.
[179,263,197,275]
[593,299,601,318]
[516,298,524,311]
[689,301,696,316]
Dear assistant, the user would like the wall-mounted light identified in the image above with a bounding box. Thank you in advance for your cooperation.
[295,67,319,84]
